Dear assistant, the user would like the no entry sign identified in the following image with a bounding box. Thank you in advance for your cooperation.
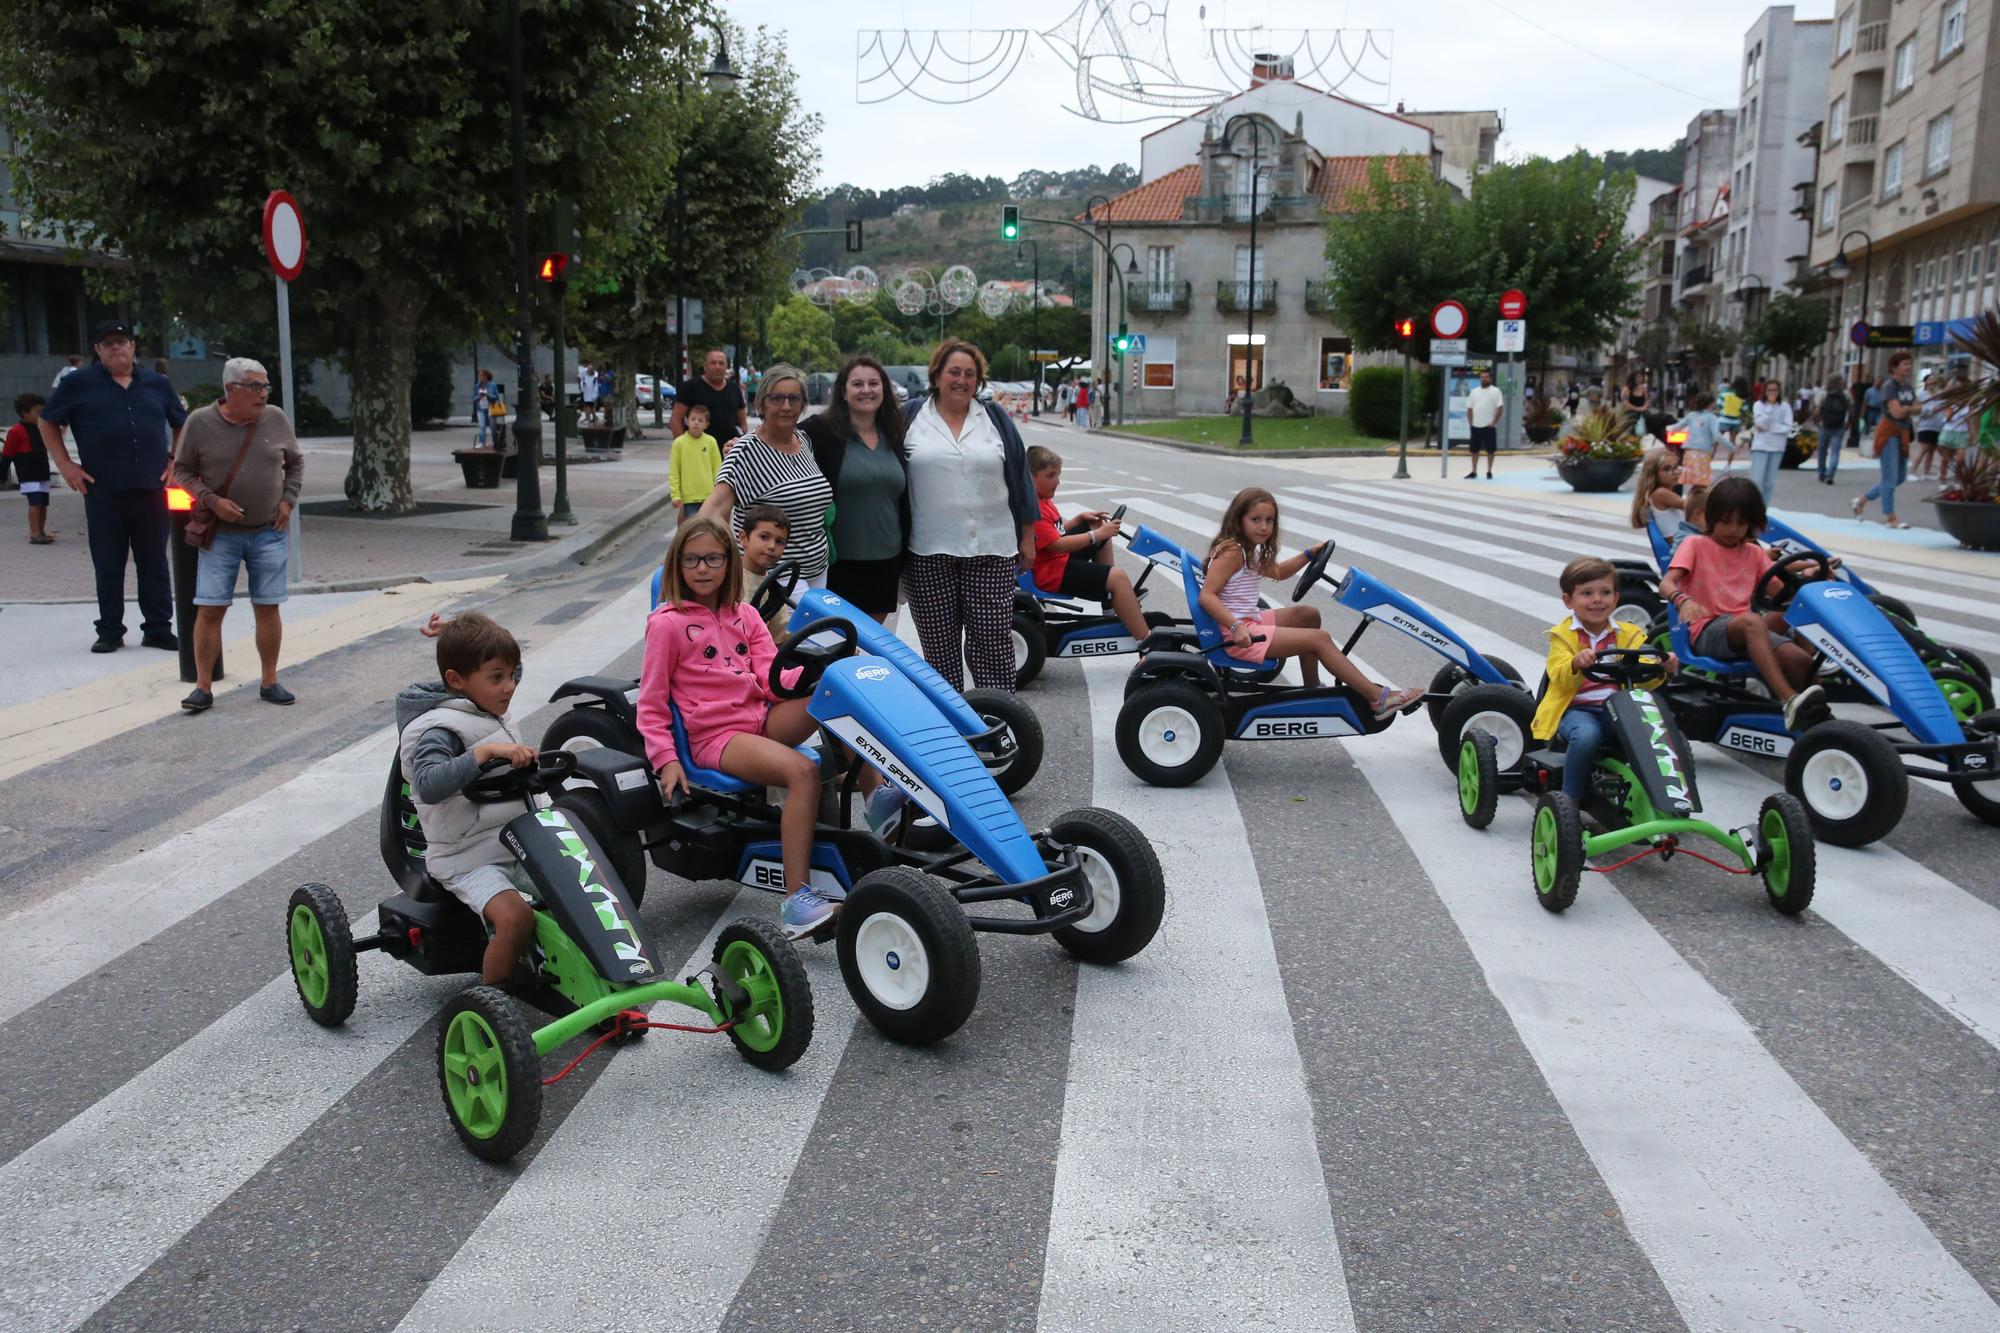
[1499,289,1527,320]
[1430,299,1468,340]
[262,191,307,282]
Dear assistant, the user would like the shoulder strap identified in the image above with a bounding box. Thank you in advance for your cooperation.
[214,418,259,500]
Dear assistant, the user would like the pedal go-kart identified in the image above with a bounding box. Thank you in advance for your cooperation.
[1654,552,2000,845]
[1114,538,1525,786]
[1455,647,1816,915]
[1011,506,1189,687]
[551,620,1166,1046]
[545,564,1044,799]
[285,748,811,1161]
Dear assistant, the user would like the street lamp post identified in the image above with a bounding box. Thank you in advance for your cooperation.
[1017,239,1040,414]
[1224,114,1271,447]
[1084,195,1112,427]
[669,32,742,433]
[504,0,546,541]
[1829,228,1874,372]
[1110,243,1139,427]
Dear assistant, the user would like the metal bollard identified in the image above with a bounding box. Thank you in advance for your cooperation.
[168,509,223,685]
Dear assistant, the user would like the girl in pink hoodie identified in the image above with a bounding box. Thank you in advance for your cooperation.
[635,518,834,933]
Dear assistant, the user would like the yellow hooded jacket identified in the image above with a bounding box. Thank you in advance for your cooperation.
[1531,618,1656,741]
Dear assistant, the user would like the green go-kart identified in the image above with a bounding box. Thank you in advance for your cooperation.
[285,748,812,1161]
[1454,647,1817,916]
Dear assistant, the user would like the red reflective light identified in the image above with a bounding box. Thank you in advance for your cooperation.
[407,926,423,949]
[166,486,194,512]
[1667,428,1688,446]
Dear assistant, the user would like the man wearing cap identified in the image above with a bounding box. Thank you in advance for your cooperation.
[38,320,188,652]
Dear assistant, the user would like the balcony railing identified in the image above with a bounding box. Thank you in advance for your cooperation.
[1680,264,1711,290]
[1846,113,1879,148]
[1217,280,1277,312]
[1304,279,1338,314]
[1857,20,1888,54]
[1136,281,1191,314]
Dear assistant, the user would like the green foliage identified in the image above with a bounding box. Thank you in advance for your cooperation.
[410,343,454,427]
[1322,157,1472,356]
[1602,142,1687,184]
[184,383,223,409]
[766,296,840,370]
[1750,293,1833,366]
[1558,408,1643,460]
[1349,365,1424,439]
[1677,315,1738,370]
[293,392,338,434]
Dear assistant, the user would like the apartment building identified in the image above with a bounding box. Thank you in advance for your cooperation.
[1674,110,1738,337]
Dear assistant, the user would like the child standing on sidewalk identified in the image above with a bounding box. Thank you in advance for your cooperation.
[6,394,53,544]
[671,403,721,520]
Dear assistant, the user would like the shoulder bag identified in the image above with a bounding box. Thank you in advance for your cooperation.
[183,419,259,550]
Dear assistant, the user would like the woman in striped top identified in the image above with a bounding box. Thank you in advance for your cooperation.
[695,364,833,585]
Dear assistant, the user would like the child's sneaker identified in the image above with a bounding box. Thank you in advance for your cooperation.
[864,784,907,837]
[780,886,838,934]
[1782,684,1829,731]
[1373,684,1425,718]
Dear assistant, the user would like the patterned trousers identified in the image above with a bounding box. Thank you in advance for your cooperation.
[904,552,1018,692]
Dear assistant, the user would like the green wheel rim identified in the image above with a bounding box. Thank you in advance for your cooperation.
[441,1010,509,1140]
[289,905,329,1008]
[1457,740,1481,816]
[1761,807,1792,898]
[718,939,784,1053]
[1532,805,1559,896]
[1935,674,1983,724]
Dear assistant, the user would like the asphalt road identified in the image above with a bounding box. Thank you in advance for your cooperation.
[3,419,1998,1332]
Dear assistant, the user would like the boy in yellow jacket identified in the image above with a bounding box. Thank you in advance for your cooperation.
[1531,557,1676,802]
[670,402,721,519]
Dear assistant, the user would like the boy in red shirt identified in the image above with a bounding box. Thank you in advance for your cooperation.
[6,394,53,544]
[1028,446,1150,642]
[1660,476,1828,731]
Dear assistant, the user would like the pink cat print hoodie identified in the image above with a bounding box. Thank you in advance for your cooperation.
[636,598,782,773]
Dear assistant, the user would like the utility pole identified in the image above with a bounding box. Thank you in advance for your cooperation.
[504,0,546,541]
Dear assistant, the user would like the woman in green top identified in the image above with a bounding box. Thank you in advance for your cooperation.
[801,355,911,620]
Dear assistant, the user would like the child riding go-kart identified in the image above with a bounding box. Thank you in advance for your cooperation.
[551,619,1166,1046]
[1455,646,1817,914]
[286,748,812,1161]
[1011,506,1189,687]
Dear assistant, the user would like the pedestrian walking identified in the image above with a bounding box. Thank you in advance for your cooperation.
[694,365,833,585]
[802,354,911,621]
[170,357,303,711]
[1463,368,1503,480]
[1073,378,1090,429]
[473,369,499,446]
[669,402,721,521]
[1814,375,1850,484]
[1936,370,1972,477]
[577,358,597,425]
[51,355,80,389]
[1717,378,1747,468]
[1622,371,1650,437]
[1855,351,1916,528]
[672,348,748,453]
[1912,372,1947,480]
[1748,380,1794,504]
[488,383,511,453]
[7,393,53,543]
[38,320,186,653]
[1564,381,1581,416]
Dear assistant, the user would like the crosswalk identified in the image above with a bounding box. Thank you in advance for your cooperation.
[4,464,2000,1331]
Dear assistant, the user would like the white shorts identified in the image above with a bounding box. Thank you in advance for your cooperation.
[442,862,536,917]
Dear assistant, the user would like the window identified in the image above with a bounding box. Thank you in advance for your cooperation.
[1820,179,1839,230]
[1232,161,1272,222]
[1939,0,1966,60]
[1926,110,1953,174]
[1829,96,1847,143]
[1140,334,1176,389]
[1317,336,1352,392]
[1882,142,1904,198]
[1836,9,1854,56]
[1744,41,1762,90]
[1892,37,1916,93]
[1744,160,1752,200]
[1146,245,1176,288]
[1748,97,1758,135]
[1231,245,1264,304]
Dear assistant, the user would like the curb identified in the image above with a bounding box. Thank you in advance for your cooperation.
[1101,427,1556,461]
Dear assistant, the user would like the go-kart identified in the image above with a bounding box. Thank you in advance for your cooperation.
[1654,551,2000,845]
[1010,506,1189,687]
[1113,538,1525,786]
[285,747,811,1161]
[551,620,1166,1047]
[1455,647,1817,915]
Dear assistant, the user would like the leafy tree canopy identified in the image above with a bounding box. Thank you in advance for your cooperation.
[1749,293,1833,366]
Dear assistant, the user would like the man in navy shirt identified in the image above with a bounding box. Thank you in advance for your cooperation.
[39,320,189,652]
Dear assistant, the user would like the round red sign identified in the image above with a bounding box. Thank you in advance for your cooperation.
[1430,300,1469,339]
[1499,289,1527,319]
[262,191,307,282]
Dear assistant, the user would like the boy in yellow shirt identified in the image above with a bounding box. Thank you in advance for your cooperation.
[670,402,720,519]
[1530,557,1676,802]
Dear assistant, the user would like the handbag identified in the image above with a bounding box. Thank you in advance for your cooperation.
[183,420,258,551]
[490,393,509,421]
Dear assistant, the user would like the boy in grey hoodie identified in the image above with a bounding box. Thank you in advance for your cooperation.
[395,612,541,985]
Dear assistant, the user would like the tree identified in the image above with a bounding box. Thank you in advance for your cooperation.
[1678,315,1738,372]
[0,0,700,510]
[765,296,839,370]
[1321,156,1476,355]
[1750,293,1833,371]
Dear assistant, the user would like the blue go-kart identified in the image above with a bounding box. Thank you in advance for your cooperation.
[550,621,1166,1046]
[1652,551,2000,845]
[1114,539,1526,786]
[1011,506,1195,687]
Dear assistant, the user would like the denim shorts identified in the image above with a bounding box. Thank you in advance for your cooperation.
[195,525,289,605]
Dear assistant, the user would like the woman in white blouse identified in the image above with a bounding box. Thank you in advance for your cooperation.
[1747,379,1795,504]
[898,339,1038,691]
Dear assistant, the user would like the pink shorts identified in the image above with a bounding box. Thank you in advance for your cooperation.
[686,711,773,771]
[1223,609,1276,663]
[1680,448,1712,487]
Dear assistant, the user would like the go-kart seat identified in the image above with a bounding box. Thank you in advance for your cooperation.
[668,702,819,795]
[649,566,664,610]
[1666,609,1757,678]
[1179,561,1282,679]
[378,752,454,904]
[1644,516,1676,570]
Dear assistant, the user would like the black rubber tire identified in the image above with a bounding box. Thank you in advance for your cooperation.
[1435,682,1536,772]
[1941,643,1993,687]
[1955,775,2000,825]
[1530,792,1584,913]
[1757,792,1817,916]
[1011,613,1047,689]
[1867,592,1917,626]
[713,918,815,1071]
[1116,680,1225,787]
[1426,656,1527,728]
[1486,655,1526,688]
[552,786,646,908]
[436,986,543,1161]
[837,867,981,1046]
[963,688,1044,796]
[1784,719,1908,848]
[287,883,358,1028]
[1929,663,1995,726]
[540,703,641,760]
[1458,731,1500,829]
[1048,807,1167,964]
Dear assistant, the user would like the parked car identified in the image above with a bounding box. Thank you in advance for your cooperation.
[635,374,675,408]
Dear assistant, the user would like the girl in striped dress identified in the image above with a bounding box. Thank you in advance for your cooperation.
[1200,488,1423,717]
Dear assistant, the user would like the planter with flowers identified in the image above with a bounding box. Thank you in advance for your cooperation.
[1553,408,1644,492]
[1523,396,1566,445]
[1929,447,2000,550]
[1782,426,1818,470]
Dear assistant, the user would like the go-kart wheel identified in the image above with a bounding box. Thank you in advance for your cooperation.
[1955,774,2000,826]
[1613,576,1663,631]
[1784,719,1907,848]
[552,786,647,907]
[1756,793,1816,916]
[837,867,981,1046]
[1942,644,1993,687]
[541,704,640,761]
[436,986,542,1161]
[1435,682,1535,773]
[1458,731,1500,829]
[1048,807,1166,964]
[287,883,358,1027]
[1425,657,1525,728]
[1930,663,1994,726]
[714,918,814,1071]
[963,688,1044,796]
[1530,793,1583,913]
[1012,612,1047,689]
[1117,681,1224,787]
[1867,592,1917,626]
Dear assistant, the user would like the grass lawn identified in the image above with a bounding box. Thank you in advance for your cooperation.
[1109,414,1395,450]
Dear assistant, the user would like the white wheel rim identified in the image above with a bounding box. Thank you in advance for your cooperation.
[558,734,602,755]
[1801,749,1869,819]
[1138,704,1202,767]
[1465,711,1524,768]
[853,911,930,1010]
[1070,846,1121,934]
[1013,629,1031,672]
[1611,604,1652,630]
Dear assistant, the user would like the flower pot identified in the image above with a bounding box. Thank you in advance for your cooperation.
[1929,498,2000,551]
[453,448,503,489]
[580,425,625,452]
[1525,424,1560,444]
[1554,456,1639,492]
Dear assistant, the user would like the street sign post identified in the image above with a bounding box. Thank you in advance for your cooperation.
[261,191,307,582]
[1430,300,1469,340]
[1430,337,1468,365]
[1496,319,1525,353]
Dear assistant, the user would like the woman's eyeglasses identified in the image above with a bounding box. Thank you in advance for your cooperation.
[763,393,804,407]
[680,551,729,569]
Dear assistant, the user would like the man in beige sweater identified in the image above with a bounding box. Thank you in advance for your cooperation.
[169,357,304,712]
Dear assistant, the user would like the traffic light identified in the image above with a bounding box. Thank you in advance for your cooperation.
[844,217,864,253]
[1113,323,1132,355]
[537,253,570,283]
[1393,316,1414,342]
[1001,204,1020,240]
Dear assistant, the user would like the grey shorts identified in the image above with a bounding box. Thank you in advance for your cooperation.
[1693,616,1790,661]
[442,862,535,917]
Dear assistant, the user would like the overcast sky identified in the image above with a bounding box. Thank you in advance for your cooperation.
[726,0,1834,190]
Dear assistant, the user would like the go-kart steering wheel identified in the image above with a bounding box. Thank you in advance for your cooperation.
[1751,550,1834,614]
[748,560,802,626]
[767,619,861,700]
[464,749,577,803]
[1579,646,1672,688]
[1291,540,1337,604]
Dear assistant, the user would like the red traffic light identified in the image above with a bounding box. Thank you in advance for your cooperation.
[537,253,570,282]
[1394,317,1414,339]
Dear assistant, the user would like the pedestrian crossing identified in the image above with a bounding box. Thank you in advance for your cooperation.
[3,471,2000,1331]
